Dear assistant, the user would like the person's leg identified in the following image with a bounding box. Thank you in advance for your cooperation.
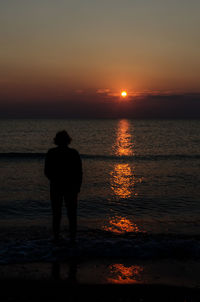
[50,184,63,241]
[64,192,78,243]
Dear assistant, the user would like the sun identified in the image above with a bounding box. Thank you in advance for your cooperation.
[121,91,127,98]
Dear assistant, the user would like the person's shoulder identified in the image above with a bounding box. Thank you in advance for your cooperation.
[46,147,81,158]
[68,147,80,156]
[68,148,79,154]
[46,147,58,155]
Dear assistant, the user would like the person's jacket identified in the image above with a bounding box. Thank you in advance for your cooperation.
[44,146,82,193]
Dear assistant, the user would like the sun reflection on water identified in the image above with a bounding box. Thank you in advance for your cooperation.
[105,119,145,235]
[110,119,138,199]
[107,264,143,284]
[114,119,134,156]
[103,216,141,234]
[110,163,133,199]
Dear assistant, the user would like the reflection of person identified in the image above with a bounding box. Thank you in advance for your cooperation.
[52,259,77,283]
[45,130,82,243]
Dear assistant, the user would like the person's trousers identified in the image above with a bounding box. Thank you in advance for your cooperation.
[50,184,78,240]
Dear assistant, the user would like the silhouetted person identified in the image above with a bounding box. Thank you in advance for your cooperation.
[45,130,82,243]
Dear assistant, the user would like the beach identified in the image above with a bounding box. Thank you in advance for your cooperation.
[1,259,200,302]
[0,119,200,301]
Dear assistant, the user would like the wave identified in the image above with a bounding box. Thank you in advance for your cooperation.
[0,232,200,264]
[0,152,200,162]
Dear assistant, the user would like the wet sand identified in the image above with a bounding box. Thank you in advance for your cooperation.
[0,281,200,302]
[0,260,200,302]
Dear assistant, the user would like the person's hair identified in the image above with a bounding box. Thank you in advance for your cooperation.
[54,130,72,146]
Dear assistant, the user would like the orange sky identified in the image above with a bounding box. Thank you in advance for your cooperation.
[0,1,200,117]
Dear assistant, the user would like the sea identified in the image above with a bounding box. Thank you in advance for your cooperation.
[0,119,200,265]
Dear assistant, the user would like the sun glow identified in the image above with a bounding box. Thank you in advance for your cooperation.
[121,91,127,97]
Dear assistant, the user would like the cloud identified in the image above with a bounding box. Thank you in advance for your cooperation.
[75,89,85,94]
[96,88,111,94]
[0,91,200,118]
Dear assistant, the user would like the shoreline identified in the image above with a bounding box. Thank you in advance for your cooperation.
[1,259,200,286]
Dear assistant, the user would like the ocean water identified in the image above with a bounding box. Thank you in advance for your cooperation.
[0,119,200,264]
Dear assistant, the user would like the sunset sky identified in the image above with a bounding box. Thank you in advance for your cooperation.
[0,0,200,117]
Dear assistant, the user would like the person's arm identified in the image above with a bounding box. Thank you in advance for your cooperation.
[44,151,51,180]
[78,154,83,192]
[75,151,83,192]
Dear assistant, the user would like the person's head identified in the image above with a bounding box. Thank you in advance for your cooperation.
[54,130,72,147]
